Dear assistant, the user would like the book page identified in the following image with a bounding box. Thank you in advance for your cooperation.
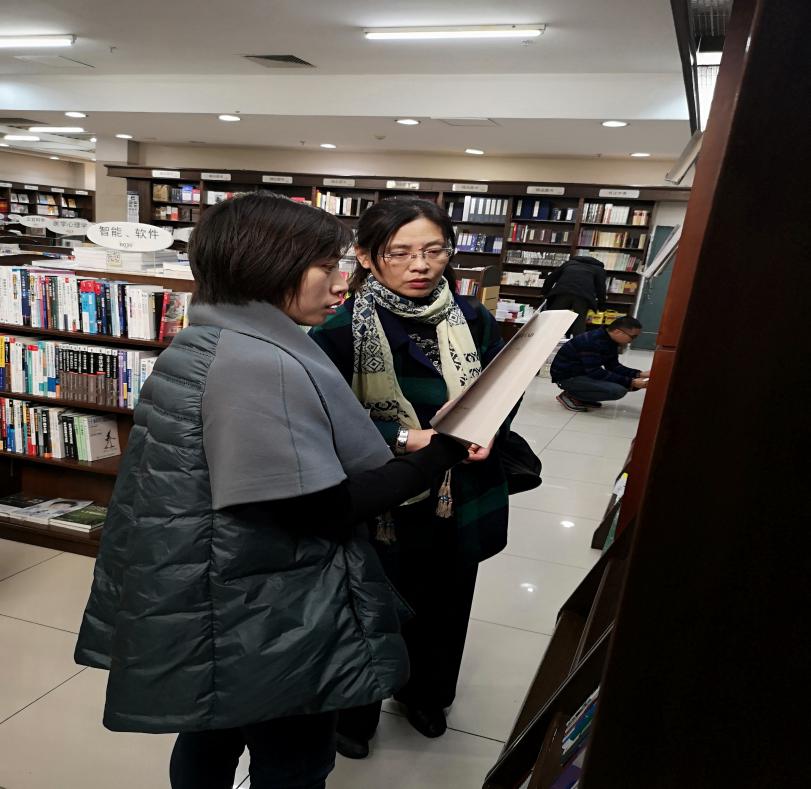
[431,309,576,446]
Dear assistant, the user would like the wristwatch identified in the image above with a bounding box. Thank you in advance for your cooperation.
[395,427,409,456]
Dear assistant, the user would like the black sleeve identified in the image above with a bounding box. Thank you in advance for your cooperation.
[227,434,468,541]
[541,265,564,296]
[596,268,607,310]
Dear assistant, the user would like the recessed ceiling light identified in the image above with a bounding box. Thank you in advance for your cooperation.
[218,114,241,122]
[29,126,84,133]
[561,520,575,528]
[90,137,97,143]
[0,35,75,49]
[65,111,87,118]
[320,143,337,149]
[696,51,722,66]
[0,142,9,147]
[631,152,651,157]
[465,148,485,155]
[50,156,60,160]
[602,120,628,128]
[364,25,545,41]
[396,118,420,126]
[116,134,133,139]
[4,134,40,141]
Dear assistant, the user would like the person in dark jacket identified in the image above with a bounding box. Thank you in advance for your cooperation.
[310,197,511,759]
[551,315,651,411]
[73,193,472,789]
[542,255,607,335]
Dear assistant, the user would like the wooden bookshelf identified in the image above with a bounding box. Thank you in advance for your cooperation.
[0,181,95,226]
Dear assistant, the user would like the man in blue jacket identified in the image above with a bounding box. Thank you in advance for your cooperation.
[551,316,651,411]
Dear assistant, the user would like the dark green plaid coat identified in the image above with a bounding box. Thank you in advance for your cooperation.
[310,295,510,565]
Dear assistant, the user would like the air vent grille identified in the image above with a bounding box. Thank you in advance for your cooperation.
[243,54,315,69]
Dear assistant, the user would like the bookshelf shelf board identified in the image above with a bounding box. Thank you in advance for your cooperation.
[580,222,650,229]
[0,323,170,350]
[510,218,575,225]
[454,250,503,256]
[503,262,561,269]
[453,220,507,227]
[581,245,646,253]
[152,219,196,224]
[0,516,101,556]
[506,241,573,248]
[499,287,546,298]
[152,199,201,206]
[0,391,134,415]
[0,449,120,476]
[605,295,638,302]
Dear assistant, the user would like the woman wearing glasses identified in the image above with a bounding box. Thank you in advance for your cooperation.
[310,197,511,758]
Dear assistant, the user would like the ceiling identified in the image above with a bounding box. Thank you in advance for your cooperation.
[0,0,690,163]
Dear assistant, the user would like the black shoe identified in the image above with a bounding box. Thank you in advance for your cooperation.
[336,732,370,759]
[578,399,603,408]
[405,705,447,739]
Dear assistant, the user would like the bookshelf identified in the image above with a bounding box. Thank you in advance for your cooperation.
[0,256,190,556]
[0,180,95,224]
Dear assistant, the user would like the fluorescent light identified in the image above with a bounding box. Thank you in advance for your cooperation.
[364,25,545,41]
[602,120,628,128]
[396,118,420,126]
[561,520,575,528]
[0,35,75,49]
[65,111,86,118]
[320,143,337,149]
[697,50,722,66]
[465,148,484,155]
[631,152,651,157]
[116,133,133,139]
[4,134,40,141]
[50,156,60,160]
[29,126,85,133]
[90,137,97,142]
[218,114,241,122]
[0,143,9,147]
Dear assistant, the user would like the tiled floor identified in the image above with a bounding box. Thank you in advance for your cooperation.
[0,350,650,788]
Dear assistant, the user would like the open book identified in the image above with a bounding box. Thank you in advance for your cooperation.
[431,309,577,446]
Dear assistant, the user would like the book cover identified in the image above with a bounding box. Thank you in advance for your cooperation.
[19,497,93,525]
[83,414,120,460]
[0,492,50,520]
[50,503,107,531]
[160,292,191,339]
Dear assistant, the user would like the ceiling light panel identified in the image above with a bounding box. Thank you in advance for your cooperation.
[364,25,545,41]
[0,35,75,48]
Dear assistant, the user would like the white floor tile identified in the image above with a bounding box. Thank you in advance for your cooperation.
[0,552,94,633]
[472,553,588,636]
[506,424,560,453]
[0,539,60,582]
[546,431,632,459]
[328,712,502,789]
[564,411,640,438]
[512,406,573,431]
[0,615,85,723]
[505,508,602,570]
[446,619,551,742]
[538,449,625,486]
[510,476,612,520]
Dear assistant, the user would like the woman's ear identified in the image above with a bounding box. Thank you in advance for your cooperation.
[355,245,373,271]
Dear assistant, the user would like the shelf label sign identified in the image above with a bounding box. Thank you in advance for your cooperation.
[202,172,231,181]
[323,177,356,188]
[598,188,640,199]
[385,180,420,190]
[527,185,565,195]
[46,217,90,235]
[20,215,51,228]
[75,190,89,195]
[24,184,39,191]
[106,250,123,268]
[7,214,23,223]
[452,183,488,193]
[151,170,182,179]
[0,182,11,188]
[262,175,293,184]
[51,187,66,193]
[87,221,173,251]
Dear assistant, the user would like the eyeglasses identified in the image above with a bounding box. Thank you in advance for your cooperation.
[381,247,454,266]
[617,329,640,340]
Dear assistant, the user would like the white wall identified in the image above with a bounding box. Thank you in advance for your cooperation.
[0,150,88,189]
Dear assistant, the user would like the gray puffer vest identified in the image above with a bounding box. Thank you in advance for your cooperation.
[74,305,409,733]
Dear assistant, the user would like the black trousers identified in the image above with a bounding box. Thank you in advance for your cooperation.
[337,541,479,741]
[546,294,592,335]
[169,712,337,789]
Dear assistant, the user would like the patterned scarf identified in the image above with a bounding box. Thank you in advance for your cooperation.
[352,275,482,534]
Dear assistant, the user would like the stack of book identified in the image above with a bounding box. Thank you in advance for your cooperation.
[582,203,650,225]
[509,224,571,244]
[152,184,200,204]
[501,270,545,288]
[446,197,509,223]
[576,250,642,272]
[72,246,178,272]
[550,687,600,789]
[455,231,503,253]
[607,277,639,295]
[0,494,106,533]
[314,191,374,217]
[578,229,647,249]
[152,205,200,222]
[495,300,534,324]
[0,399,121,460]
[0,335,159,409]
[505,249,569,267]
[513,200,575,221]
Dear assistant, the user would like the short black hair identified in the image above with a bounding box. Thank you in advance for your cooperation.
[607,316,642,331]
[189,192,351,305]
[348,197,457,292]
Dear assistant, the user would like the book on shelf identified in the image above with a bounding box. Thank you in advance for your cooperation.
[455,231,503,254]
[576,249,642,272]
[0,492,50,519]
[10,192,30,204]
[509,223,571,244]
[158,291,191,340]
[501,270,545,288]
[606,277,638,295]
[504,249,570,267]
[205,190,252,205]
[582,203,651,226]
[455,277,481,297]
[152,184,200,204]
[513,199,575,222]
[495,300,534,323]
[152,205,200,222]
[314,190,373,217]
[50,502,107,532]
[577,229,647,249]
[446,196,509,223]
[14,497,93,526]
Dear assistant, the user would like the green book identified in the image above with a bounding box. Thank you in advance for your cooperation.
[50,503,108,531]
